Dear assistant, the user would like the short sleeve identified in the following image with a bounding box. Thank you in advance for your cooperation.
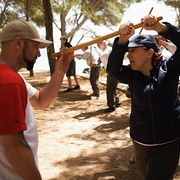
[0,83,27,135]
[25,82,38,99]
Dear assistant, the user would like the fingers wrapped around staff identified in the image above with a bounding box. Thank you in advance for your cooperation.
[141,15,160,30]
[119,22,134,36]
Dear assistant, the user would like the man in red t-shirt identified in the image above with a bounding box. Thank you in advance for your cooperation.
[0,20,74,179]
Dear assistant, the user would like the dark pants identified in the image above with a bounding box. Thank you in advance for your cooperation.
[66,59,75,77]
[133,140,180,180]
[90,66,100,97]
[106,74,119,108]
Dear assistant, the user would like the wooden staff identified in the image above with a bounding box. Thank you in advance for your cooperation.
[51,16,163,58]
[139,7,154,34]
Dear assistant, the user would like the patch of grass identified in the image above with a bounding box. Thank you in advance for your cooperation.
[82,67,107,77]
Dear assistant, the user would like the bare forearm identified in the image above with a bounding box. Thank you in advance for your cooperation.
[30,51,74,108]
[1,133,41,180]
[33,72,65,108]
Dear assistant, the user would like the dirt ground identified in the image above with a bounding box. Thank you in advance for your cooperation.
[22,71,180,180]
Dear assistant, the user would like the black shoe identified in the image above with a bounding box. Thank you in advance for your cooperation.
[115,102,121,107]
[73,85,80,90]
[89,93,95,96]
[64,88,73,92]
[126,87,131,98]
[104,107,116,113]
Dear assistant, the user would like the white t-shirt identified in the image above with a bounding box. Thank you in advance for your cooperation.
[82,46,101,66]
[0,77,38,180]
[24,81,39,167]
[99,46,112,69]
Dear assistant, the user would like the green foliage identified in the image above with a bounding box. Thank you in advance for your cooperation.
[15,0,45,27]
[164,0,180,7]
[0,0,143,36]
[100,66,107,76]
[158,0,180,27]
[77,0,123,26]
[30,9,45,27]
[50,0,142,43]
[52,0,78,14]
[0,0,45,28]
[0,0,20,27]
[82,66,107,77]
[82,68,90,74]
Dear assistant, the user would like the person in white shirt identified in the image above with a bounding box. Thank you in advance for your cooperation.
[97,41,121,112]
[80,46,101,99]
[155,35,177,57]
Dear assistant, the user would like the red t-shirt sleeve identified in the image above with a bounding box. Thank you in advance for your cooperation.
[0,83,27,135]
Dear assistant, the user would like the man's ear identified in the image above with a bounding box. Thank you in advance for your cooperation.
[14,38,22,47]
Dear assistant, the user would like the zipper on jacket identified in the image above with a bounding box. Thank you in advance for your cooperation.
[148,82,156,143]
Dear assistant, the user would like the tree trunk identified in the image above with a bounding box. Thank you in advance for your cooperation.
[42,0,55,75]
[60,13,66,36]
[29,69,34,76]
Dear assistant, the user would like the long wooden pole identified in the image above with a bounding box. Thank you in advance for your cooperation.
[51,16,163,58]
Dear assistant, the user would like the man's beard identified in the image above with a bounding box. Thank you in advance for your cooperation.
[26,60,34,71]
[22,42,35,71]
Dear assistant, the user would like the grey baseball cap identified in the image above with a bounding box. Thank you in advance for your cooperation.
[128,34,159,52]
[1,20,52,48]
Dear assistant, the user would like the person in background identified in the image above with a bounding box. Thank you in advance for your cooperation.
[78,45,101,100]
[155,35,177,56]
[0,20,74,179]
[107,15,180,179]
[60,35,80,92]
[96,40,121,112]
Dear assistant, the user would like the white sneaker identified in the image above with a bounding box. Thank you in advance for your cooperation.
[91,96,99,100]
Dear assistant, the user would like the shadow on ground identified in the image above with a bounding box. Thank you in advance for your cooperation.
[53,146,141,180]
